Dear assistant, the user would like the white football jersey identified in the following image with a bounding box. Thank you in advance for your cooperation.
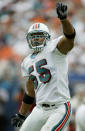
[21,36,70,106]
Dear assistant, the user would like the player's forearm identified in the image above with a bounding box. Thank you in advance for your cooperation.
[61,19,75,35]
[19,101,33,116]
[19,92,35,116]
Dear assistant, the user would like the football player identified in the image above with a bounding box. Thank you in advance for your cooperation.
[75,103,85,131]
[11,2,76,131]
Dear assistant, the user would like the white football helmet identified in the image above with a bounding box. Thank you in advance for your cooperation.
[26,23,50,52]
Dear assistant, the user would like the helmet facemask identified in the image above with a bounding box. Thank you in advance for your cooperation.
[26,30,50,53]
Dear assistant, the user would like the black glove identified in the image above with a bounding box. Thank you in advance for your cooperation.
[11,113,26,127]
[56,2,68,20]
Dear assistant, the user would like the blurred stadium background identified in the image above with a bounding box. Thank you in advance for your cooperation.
[0,0,85,131]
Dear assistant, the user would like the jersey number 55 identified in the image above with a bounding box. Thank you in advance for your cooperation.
[28,59,52,89]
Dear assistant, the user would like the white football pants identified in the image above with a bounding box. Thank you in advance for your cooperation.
[75,104,85,131]
[20,101,71,131]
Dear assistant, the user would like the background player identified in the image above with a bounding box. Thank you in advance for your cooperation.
[75,102,85,131]
[11,2,76,131]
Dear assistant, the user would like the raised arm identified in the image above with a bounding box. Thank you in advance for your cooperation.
[56,3,76,54]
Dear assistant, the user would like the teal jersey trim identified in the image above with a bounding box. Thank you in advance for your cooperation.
[30,54,36,59]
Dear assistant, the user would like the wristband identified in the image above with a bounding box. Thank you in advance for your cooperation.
[64,29,76,39]
[23,93,34,104]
